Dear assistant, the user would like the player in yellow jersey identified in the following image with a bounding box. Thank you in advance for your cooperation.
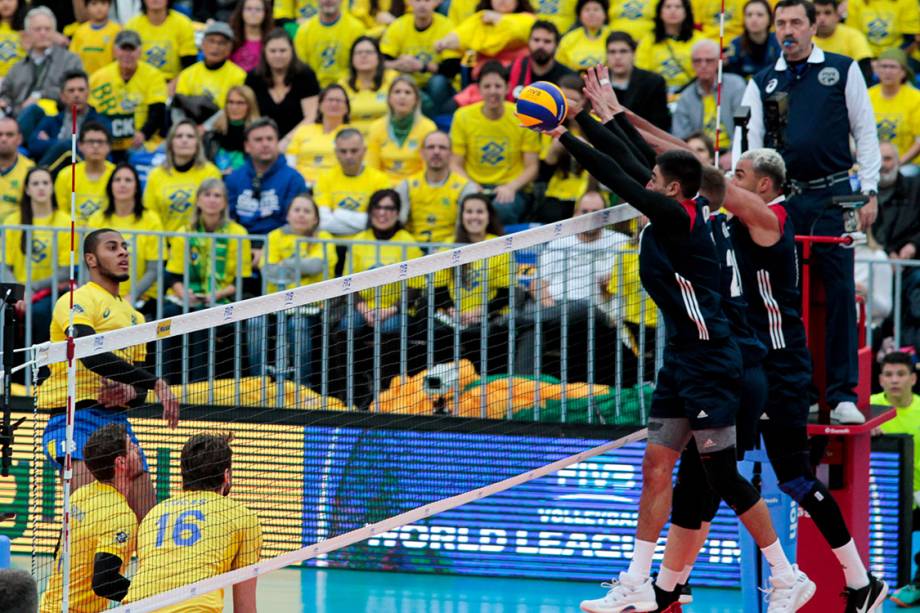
[124,433,262,613]
[40,424,141,613]
[125,0,198,83]
[0,117,33,221]
[174,22,246,126]
[315,128,393,238]
[397,130,475,244]
[89,30,168,158]
[54,122,115,225]
[869,49,920,165]
[449,61,540,225]
[293,0,365,87]
[38,229,179,521]
[69,0,121,76]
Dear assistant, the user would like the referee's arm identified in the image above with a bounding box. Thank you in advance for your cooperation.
[844,60,881,195]
[741,79,766,149]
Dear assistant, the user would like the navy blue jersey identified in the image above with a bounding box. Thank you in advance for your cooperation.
[710,213,768,366]
[728,199,807,351]
[639,197,732,344]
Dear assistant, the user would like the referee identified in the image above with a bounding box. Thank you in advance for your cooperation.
[741,0,880,424]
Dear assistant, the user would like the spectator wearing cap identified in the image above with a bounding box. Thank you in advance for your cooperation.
[88,30,168,159]
[0,7,82,120]
[868,49,920,169]
[28,70,108,169]
[227,118,308,240]
[172,21,246,126]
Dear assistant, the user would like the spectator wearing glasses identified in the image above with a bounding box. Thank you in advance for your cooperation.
[283,84,353,188]
[605,31,670,131]
[54,121,115,226]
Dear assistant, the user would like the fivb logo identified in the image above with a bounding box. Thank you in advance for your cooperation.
[93,336,105,352]
[223,305,234,321]
[451,250,462,266]
[601,209,612,223]
[398,263,409,279]
[342,277,352,291]
[284,291,295,306]
[553,223,563,237]
[503,236,513,251]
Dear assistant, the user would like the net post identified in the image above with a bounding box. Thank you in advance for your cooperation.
[506,261,517,420]
[615,254,625,419]
[452,264,461,416]
[587,254,597,424]
[479,269,488,418]
[560,249,569,423]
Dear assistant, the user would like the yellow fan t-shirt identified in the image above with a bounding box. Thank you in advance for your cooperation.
[868,84,920,160]
[846,0,920,57]
[54,161,115,225]
[349,228,424,309]
[89,61,168,151]
[0,154,34,221]
[0,22,24,77]
[125,10,198,80]
[69,20,121,76]
[379,13,460,86]
[401,171,472,244]
[3,209,70,285]
[635,31,707,92]
[815,24,873,60]
[450,101,541,186]
[175,60,247,109]
[435,239,512,314]
[557,27,612,71]
[264,227,338,292]
[293,12,365,87]
[143,163,223,232]
[366,114,437,183]
[285,122,350,186]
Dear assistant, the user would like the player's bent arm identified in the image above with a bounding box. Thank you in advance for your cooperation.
[233,578,258,613]
[723,183,782,247]
[72,324,159,391]
[558,131,690,236]
[91,553,130,601]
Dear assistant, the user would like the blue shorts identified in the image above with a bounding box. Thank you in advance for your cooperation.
[43,408,148,471]
[762,346,813,429]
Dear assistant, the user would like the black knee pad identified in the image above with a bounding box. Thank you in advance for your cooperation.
[761,424,814,485]
[672,445,720,529]
[699,447,760,516]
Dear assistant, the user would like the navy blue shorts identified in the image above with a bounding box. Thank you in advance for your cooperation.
[43,408,148,471]
[650,338,744,430]
[736,364,768,453]
[762,347,813,429]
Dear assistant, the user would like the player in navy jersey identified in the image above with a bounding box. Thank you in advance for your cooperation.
[540,65,810,613]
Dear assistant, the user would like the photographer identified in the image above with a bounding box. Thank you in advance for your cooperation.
[740,0,879,424]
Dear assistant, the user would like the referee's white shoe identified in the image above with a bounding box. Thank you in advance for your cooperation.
[580,572,657,613]
[765,565,816,612]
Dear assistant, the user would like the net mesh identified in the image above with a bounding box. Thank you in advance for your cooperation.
[20,204,666,611]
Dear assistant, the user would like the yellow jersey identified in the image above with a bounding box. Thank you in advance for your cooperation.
[39,482,136,613]
[143,163,223,232]
[273,0,319,21]
[285,122,350,185]
[454,12,535,56]
[314,164,393,217]
[165,221,252,298]
[123,490,263,613]
[175,60,247,109]
[435,238,511,314]
[0,154,34,221]
[693,0,745,41]
[85,209,166,301]
[37,281,146,409]
[0,22,24,77]
[635,31,707,92]
[2,209,70,284]
[366,115,437,183]
[815,24,874,60]
[846,0,920,56]
[871,391,920,505]
[54,161,115,225]
[69,20,121,76]
[401,171,471,244]
[379,13,459,86]
[293,13,365,88]
[89,61,168,151]
[349,228,424,309]
[450,101,541,186]
[265,227,337,292]
[448,0,479,25]
[606,244,658,327]
[340,70,397,136]
[609,0,656,42]
[532,0,579,34]
[868,84,920,159]
[556,27,612,71]
[351,0,397,33]
[125,10,198,80]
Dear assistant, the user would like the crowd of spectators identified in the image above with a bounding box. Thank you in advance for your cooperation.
[0,0,918,395]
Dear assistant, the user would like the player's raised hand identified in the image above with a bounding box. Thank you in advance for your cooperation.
[582,65,623,122]
[155,378,179,429]
[536,125,568,139]
[98,378,138,408]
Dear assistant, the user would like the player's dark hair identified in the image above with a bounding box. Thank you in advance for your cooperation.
[181,433,233,492]
[18,166,56,254]
[84,424,129,483]
[244,116,279,140]
[140,0,174,14]
[653,0,695,42]
[740,0,774,56]
[316,84,352,125]
[774,0,816,24]
[606,30,637,51]
[0,568,38,613]
[230,0,273,53]
[478,59,508,83]
[700,165,726,208]
[530,19,561,43]
[61,69,89,88]
[576,0,609,24]
[253,29,305,87]
[455,193,503,243]
[687,131,714,159]
[813,0,837,7]
[347,36,385,93]
[656,149,702,198]
[881,351,915,370]
[79,120,111,144]
[334,127,363,144]
[366,188,404,234]
[83,228,121,264]
[103,163,144,220]
[476,0,533,13]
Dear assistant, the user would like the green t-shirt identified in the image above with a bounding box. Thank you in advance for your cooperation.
[871,391,920,508]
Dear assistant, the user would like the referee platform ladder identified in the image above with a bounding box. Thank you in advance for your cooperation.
[739,234,895,612]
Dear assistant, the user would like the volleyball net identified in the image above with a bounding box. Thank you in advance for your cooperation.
[24,203,665,611]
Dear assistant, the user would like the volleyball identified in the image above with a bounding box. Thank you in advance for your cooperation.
[514,81,568,131]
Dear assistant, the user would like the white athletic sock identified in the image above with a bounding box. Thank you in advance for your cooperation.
[678,565,693,585]
[832,539,869,589]
[627,539,656,579]
[656,565,682,592]
[761,539,795,582]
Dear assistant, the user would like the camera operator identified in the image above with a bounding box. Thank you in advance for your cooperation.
[740,0,880,424]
